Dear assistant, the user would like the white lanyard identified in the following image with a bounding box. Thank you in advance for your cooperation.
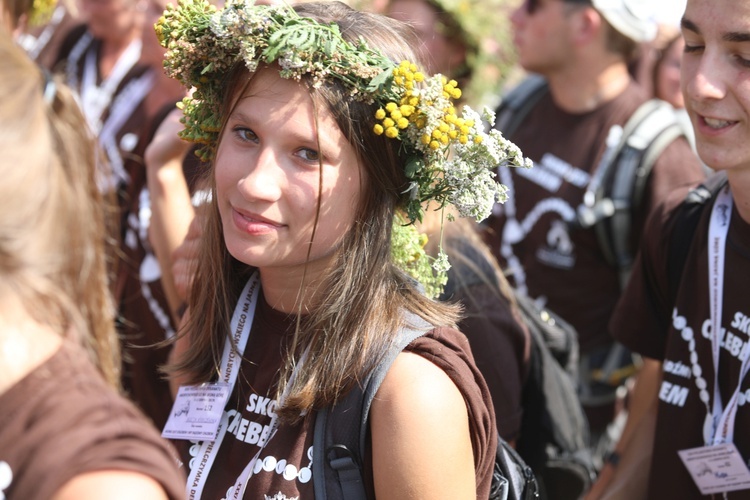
[186,274,305,500]
[706,185,750,445]
[80,38,142,133]
[187,273,261,499]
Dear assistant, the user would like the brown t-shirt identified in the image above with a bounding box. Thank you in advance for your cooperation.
[612,180,750,499]
[54,24,156,206]
[177,293,497,498]
[485,81,705,353]
[116,103,206,430]
[0,341,186,499]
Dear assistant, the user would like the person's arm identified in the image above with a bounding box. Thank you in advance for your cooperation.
[370,351,475,499]
[171,212,203,304]
[585,357,662,499]
[53,470,169,500]
[145,107,195,321]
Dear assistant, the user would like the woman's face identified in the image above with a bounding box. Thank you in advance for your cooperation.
[215,67,364,278]
[656,36,685,109]
[386,0,465,78]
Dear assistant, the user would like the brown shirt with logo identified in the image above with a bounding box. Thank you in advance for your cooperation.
[612,180,750,499]
[177,292,497,499]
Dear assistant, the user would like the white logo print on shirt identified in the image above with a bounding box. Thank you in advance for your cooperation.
[0,461,13,500]
[494,156,586,290]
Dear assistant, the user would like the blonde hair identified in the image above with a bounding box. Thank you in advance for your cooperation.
[0,36,120,388]
[172,1,460,422]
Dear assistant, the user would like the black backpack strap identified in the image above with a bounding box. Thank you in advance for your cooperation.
[312,312,432,500]
[666,172,729,305]
[495,74,549,137]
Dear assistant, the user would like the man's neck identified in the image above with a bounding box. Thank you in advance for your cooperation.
[546,59,631,114]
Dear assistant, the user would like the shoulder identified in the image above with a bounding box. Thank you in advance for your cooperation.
[52,470,169,500]
[369,343,478,498]
[0,341,185,499]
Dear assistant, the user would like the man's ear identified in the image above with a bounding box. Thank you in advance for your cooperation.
[570,6,603,47]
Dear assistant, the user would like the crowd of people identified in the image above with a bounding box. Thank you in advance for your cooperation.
[1,0,749,498]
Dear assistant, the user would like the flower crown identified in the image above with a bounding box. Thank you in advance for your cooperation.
[156,0,531,297]
[28,0,57,25]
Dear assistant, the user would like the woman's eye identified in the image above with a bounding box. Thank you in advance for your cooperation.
[234,127,258,142]
[683,43,703,54]
[297,148,320,163]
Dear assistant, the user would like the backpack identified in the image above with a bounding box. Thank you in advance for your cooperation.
[440,238,594,499]
[495,75,692,290]
[512,292,596,500]
[312,313,540,500]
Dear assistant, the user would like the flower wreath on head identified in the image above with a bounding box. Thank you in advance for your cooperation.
[156,0,531,298]
[28,0,57,25]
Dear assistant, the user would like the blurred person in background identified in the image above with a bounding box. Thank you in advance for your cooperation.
[0,32,184,500]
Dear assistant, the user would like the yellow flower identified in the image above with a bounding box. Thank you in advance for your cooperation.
[390,110,403,120]
[383,117,395,128]
[451,88,462,99]
[385,127,399,138]
[373,124,384,135]
[397,118,409,129]
[400,105,414,117]
[385,102,398,112]
[474,135,483,144]
[429,140,440,150]
[414,72,424,82]
[421,134,431,145]
[375,109,386,120]
[459,135,468,144]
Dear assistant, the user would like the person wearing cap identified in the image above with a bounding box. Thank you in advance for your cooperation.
[482,0,705,460]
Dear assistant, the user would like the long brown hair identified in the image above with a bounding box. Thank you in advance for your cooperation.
[0,36,120,387]
[172,1,460,422]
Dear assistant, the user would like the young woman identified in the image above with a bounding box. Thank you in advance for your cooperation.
[0,35,184,499]
[157,1,529,497]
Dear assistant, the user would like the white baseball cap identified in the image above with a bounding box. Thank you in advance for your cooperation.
[590,0,658,43]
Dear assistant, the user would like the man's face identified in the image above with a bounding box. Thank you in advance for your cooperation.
[681,0,750,172]
[509,0,580,75]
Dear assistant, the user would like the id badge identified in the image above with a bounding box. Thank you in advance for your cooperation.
[162,383,230,441]
[678,443,750,495]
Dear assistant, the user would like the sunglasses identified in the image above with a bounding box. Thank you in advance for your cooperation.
[523,0,591,15]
